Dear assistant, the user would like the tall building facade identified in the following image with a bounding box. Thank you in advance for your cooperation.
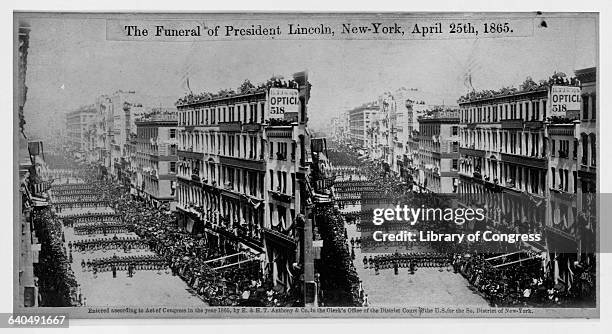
[417,110,460,193]
[575,67,596,208]
[134,112,178,209]
[175,74,311,291]
[348,103,378,150]
[65,105,96,157]
[456,73,594,285]
[458,88,549,197]
[575,67,597,259]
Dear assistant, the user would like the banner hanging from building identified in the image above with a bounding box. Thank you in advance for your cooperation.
[267,88,299,119]
[550,85,581,117]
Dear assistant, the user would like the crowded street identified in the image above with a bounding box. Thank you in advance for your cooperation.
[51,177,205,307]
[323,142,596,308]
[345,222,489,307]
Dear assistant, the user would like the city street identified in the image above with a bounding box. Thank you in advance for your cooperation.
[344,209,488,307]
[56,181,206,307]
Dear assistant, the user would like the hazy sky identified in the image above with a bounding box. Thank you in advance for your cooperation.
[22,15,597,136]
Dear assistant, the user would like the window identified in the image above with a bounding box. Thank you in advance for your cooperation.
[452,159,458,171]
[591,95,596,119]
[551,167,556,189]
[169,128,176,138]
[551,140,555,156]
[452,126,458,136]
[582,95,589,119]
[170,161,176,173]
[590,134,596,166]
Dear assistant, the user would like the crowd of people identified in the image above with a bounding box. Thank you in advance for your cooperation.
[83,254,167,277]
[60,212,119,225]
[73,222,131,235]
[363,253,451,273]
[327,141,597,308]
[84,172,300,307]
[53,200,110,211]
[70,236,149,252]
[31,207,80,306]
[314,204,363,307]
[453,253,595,307]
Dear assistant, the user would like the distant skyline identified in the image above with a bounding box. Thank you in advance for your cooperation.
[21,14,597,136]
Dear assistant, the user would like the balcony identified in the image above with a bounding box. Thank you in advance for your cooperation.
[177,149,204,160]
[219,121,242,132]
[268,190,293,203]
[459,147,485,157]
[219,156,265,171]
[262,227,296,249]
[501,119,523,129]
[242,123,261,132]
[545,225,577,243]
[500,152,547,169]
[524,120,544,130]
[267,126,293,138]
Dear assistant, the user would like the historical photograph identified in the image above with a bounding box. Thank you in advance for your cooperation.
[14,12,598,318]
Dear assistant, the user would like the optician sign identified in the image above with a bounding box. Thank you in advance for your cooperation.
[550,85,581,116]
[268,88,299,119]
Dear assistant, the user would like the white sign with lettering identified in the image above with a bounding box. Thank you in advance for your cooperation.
[267,88,299,119]
[550,86,581,116]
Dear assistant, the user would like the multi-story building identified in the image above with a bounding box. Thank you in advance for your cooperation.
[109,91,145,180]
[329,116,349,142]
[456,73,595,286]
[332,110,350,142]
[92,95,113,171]
[389,88,442,180]
[547,120,580,227]
[17,21,39,308]
[575,67,596,215]
[175,73,311,291]
[134,112,178,210]
[370,92,394,167]
[348,102,378,149]
[575,67,597,262]
[65,105,96,157]
[458,87,549,197]
[417,110,460,193]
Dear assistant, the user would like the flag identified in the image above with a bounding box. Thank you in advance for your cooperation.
[178,53,196,94]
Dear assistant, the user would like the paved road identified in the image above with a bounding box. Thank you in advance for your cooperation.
[54,180,205,307]
[345,213,488,307]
